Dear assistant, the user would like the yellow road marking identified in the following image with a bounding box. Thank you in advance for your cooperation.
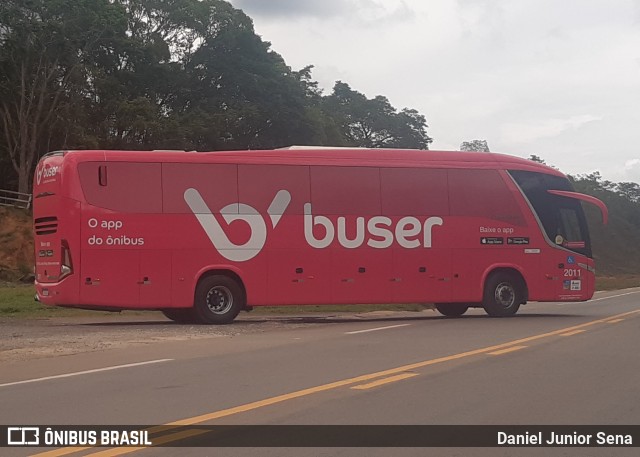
[489,345,527,355]
[561,329,586,337]
[86,429,207,457]
[28,425,187,457]
[32,447,90,457]
[31,308,640,456]
[607,318,624,324]
[351,372,418,390]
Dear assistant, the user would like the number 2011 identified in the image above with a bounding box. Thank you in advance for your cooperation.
[564,269,581,277]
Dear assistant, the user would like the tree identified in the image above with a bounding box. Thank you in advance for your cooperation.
[0,0,435,191]
[166,0,324,150]
[0,0,128,193]
[571,172,640,275]
[323,81,432,149]
[81,0,207,150]
[460,140,490,152]
[614,182,640,203]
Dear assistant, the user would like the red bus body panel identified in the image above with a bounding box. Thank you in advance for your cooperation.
[33,148,601,310]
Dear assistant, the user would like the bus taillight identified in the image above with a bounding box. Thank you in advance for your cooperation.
[60,240,73,280]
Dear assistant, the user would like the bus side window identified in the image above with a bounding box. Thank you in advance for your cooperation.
[162,163,238,214]
[238,164,309,216]
[79,162,162,213]
[558,207,584,244]
[380,168,449,216]
[448,169,525,226]
[310,166,381,215]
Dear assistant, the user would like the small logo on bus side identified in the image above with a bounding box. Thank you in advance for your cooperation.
[36,163,61,185]
[184,188,291,262]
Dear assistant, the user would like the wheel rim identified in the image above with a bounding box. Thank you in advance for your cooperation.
[206,286,233,314]
[494,282,516,308]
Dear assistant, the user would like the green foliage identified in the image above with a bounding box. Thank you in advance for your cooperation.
[569,172,640,275]
[323,81,432,149]
[0,0,130,191]
[460,140,490,152]
[525,157,640,275]
[0,284,432,318]
[0,0,433,192]
[0,285,42,315]
[529,155,640,272]
[0,284,134,317]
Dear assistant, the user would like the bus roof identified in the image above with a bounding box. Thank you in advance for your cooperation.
[52,148,565,177]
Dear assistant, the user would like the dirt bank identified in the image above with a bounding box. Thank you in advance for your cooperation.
[0,207,33,281]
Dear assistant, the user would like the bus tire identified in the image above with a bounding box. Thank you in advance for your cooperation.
[435,303,469,317]
[194,275,244,324]
[483,272,523,317]
[161,308,197,324]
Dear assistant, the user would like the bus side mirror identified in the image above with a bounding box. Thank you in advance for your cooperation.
[547,190,608,225]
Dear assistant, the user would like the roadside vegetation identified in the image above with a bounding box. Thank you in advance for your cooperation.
[0,0,431,194]
[2,169,640,319]
[0,283,433,319]
[1,280,637,319]
[2,172,640,319]
[0,283,124,318]
[0,2,638,320]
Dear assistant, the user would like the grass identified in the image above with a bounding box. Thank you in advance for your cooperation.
[1,277,638,319]
[0,284,123,318]
[595,276,640,291]
[0,284,433,318]
[0,284,40,315]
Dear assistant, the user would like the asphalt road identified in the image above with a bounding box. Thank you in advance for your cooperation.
[1,288,639,457]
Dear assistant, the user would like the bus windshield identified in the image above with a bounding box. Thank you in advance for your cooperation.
[508,170,592,258]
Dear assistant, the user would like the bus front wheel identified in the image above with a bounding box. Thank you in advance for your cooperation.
[194,275,245,324]
[435,303,469,317]
[483,272,523,317]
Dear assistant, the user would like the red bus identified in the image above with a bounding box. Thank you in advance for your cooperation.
[33,148,608,323]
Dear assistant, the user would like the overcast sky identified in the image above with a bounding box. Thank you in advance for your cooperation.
[230,0,640,184]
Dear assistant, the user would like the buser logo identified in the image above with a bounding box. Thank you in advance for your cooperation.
[36,163,61,185]
[186,189,445,262]
[184,188,291,262]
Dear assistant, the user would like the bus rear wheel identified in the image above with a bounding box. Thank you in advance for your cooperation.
[435,303,469,317]
[194,275,245,324]
[483,272,523,317]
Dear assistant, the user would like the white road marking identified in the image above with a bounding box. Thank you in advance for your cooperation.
[0,359,173,388]
[588,291,640,302]
[345,324,411,335]
[555,290,640,306]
